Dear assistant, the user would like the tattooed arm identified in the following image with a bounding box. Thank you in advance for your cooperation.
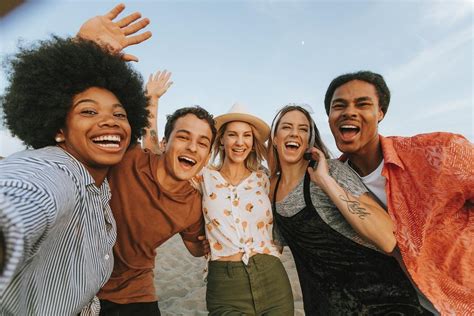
[307,148,396,253]
[142,70,173,153]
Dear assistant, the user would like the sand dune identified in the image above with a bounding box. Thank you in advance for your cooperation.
[154,235,304,315]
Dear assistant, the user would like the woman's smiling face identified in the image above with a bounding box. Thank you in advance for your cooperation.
[273,110,310,165]
[57,87,131,182]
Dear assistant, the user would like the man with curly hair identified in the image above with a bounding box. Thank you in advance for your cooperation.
[325,70,473,315]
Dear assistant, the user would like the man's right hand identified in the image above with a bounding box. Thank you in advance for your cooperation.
[77,3,152,62]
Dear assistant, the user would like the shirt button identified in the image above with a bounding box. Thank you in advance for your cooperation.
[104,254,110,260]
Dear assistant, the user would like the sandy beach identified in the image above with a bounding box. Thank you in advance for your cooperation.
[154,234,304,315]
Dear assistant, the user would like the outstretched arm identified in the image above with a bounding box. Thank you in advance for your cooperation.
[308,148,396,253]
[77,3,152,62]
[142,70,173,153]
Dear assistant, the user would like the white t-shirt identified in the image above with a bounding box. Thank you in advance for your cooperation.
[358,159,387,206]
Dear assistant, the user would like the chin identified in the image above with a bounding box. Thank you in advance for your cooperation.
[93,156,125,167]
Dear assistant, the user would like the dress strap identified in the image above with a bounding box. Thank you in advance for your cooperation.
[303,160,316,208]
[271,173,282,214]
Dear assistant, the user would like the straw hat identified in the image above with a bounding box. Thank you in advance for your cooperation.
[214,103,270,142]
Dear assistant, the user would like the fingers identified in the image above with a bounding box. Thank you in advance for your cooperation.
[125,31,152,46]
[309,147,324,161]
[121,53,139,62]
[116,11,142,28]
[153,70,162,81]
[163,70,172,82]
[104,3,125,20]
[122,17,150,36]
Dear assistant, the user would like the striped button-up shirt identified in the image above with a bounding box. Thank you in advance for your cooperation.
[0,146,116,315]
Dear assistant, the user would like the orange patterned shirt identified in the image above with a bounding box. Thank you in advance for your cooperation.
[380,133,473,315]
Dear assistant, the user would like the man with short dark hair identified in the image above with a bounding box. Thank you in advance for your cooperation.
[98,103,216,315]
[325,70,473,315]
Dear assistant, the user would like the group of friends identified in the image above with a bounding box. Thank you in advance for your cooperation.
[0,4,472,316]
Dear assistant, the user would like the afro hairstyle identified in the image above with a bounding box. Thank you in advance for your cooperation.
[323,71,390,116]
[1,36,149,149]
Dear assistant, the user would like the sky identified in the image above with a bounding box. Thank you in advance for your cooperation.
[0,0,472,157]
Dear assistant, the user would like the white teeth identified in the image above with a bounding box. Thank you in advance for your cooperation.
[340,125,358,129]
[96,143,119,148]
[285,141,300,148]
[180,156,196,164]
[92,135,121,142]
[232,148,245,152]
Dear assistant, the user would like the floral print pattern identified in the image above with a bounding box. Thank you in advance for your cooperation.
[198,167,280,264]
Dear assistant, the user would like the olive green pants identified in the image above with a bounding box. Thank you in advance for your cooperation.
[206,254,294,316]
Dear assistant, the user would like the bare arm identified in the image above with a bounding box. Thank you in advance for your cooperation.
[308,148,396,253]
[183,236,208,257]
[142,70,173,153]
[77,3,152,62]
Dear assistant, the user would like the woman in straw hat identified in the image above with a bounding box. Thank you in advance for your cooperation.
[144,102,293,315]
[268,104,430,315]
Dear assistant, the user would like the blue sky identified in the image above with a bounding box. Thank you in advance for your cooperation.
[1,0,472,157]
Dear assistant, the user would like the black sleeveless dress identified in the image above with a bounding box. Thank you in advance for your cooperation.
[272,170,431,315]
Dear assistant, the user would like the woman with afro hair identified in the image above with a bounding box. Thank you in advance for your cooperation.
[0,14,150,315]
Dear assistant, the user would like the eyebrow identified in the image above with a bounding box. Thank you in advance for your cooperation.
[175,129,211,143]
[280,121,309,128]
[73,99,124,108]
[331,96,374,104]
[355,96,374,102]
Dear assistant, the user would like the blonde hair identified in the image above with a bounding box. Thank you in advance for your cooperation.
[211,122,268,172]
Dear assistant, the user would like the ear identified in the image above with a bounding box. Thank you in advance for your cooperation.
[55,129,65,143]
[377,108,384,123]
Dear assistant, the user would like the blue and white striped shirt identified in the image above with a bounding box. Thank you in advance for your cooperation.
[0,146,116,315]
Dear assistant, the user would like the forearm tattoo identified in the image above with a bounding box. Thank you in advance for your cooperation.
[339,192,371,219]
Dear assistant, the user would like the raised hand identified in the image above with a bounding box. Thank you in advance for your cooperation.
[142,70,173,153]
[77,3,152,62]
[306,147,331,188]
[146,70,173,101]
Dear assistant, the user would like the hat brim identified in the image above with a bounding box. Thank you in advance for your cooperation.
[214,113,270,142]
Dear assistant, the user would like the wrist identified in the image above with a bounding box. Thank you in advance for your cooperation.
[316,174,336,191]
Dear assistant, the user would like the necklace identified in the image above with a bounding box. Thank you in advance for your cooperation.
[219,169,251,186]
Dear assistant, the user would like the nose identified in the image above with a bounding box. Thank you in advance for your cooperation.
[98,113,120,127]
[187,140,198,152]
[236,135,244,145]
[289,126,298,137]
[341,104,357,119]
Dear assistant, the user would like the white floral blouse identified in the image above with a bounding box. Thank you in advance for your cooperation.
[195,167,280,264]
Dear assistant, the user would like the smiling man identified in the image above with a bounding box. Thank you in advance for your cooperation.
[325,71,474,315]
[97,106,216,315]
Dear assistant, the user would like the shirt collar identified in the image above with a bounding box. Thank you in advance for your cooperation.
[57,147,98,187]
[379,135,405,170]
[338,135,405,170]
